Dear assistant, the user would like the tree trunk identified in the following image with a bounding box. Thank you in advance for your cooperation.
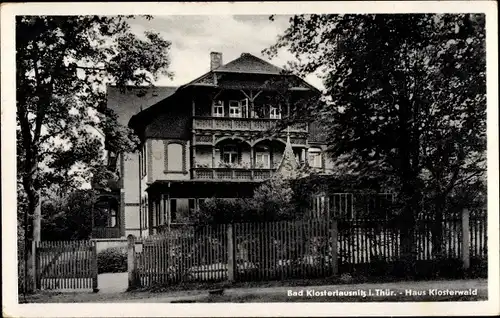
[22,171,41,293]
[399,190,417,278]
[431,201,444,258]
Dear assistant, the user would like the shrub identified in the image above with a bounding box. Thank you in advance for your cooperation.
[97,247,127,273]
[192,175,301,225]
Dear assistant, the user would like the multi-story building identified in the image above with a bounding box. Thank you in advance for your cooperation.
[92,52,333,239]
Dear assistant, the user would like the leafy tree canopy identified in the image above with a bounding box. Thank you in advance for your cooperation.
[265,14,486,214]
[16,15,173,238]
[265,14,486,266]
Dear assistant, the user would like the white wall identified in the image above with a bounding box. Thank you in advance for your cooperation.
[123,152,140,204]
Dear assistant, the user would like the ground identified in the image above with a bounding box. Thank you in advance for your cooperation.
[20,277,487,303]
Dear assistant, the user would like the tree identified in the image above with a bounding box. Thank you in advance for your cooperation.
[41,189,99,241]
[16,15,173,291]
[265,14,486,275]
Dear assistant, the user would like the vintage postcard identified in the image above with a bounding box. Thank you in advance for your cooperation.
[1,1,498,317]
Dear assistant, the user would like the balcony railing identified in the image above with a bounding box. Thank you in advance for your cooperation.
[193,168,275,181]
[193,117,308,133]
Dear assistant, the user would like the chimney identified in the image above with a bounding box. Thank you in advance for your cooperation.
[210,52,223,70]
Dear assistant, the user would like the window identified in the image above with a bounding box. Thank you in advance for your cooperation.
[255,145,270,168]
[166,143,183,172]
[108,208,117,227]
[269,105,281,119]
[229,100,241,118]
[222,145,239,164]
[141,144,147,177]
[144,198,148,228]
[188,199,195,212]
[108,151,118,171]
[141,196,147,229]
[295,153,301,164]
[308,149,322,168]
[94,198,118,228]
[212,100,224,117]
[241,99,249,118]
[198,198,206,208]
[170,199,177,223]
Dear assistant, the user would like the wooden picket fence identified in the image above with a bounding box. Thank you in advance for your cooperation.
[132,225,228,286]
[35,240,98,291]
[233,220,337,281]
[336,211,487,267]
[127,209,487,288]
[128,220,338,288]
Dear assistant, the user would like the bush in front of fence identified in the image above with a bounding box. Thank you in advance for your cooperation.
[97,247,127,273]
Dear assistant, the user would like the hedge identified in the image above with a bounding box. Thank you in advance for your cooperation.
[97,246,127,273]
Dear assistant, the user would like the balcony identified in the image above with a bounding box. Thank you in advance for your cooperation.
[192,167,275,181]
[193,117,308,133]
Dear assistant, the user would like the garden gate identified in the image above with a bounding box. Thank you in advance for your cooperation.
[35,240,98,291]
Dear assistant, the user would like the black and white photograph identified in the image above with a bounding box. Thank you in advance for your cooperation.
[1,1,498,317]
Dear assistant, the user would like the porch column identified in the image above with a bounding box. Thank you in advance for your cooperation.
[166,193,171,229]
[212,134,217,168]
[250,145,255,179]
[270,146,274,169]
[212,146,216,168]
[159,194,164,226]
[250,99,255,119]
[321,147,326,173]
[147,198,154,235]
[147,195,153,236]
[250,145,254,168]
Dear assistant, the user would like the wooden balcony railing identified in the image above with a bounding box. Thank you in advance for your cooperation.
[91,227,121,239]
[193,117,308,133]
[192,168,275,181]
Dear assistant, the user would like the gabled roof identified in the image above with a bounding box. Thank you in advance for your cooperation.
[107,86,177,126]
[213,53,285,75]
[127,53,321,129]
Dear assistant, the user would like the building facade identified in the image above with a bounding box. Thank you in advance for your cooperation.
[93,52,333,238]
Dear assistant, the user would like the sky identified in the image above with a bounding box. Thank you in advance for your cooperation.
[128,15,324,90]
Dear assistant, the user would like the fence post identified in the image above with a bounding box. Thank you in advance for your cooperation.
[127,235,138,289]
[331,219,338,276]
[91,241,99,292]
[34,241,41,290]
[461,208,470,271]
[227,224,234,282]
